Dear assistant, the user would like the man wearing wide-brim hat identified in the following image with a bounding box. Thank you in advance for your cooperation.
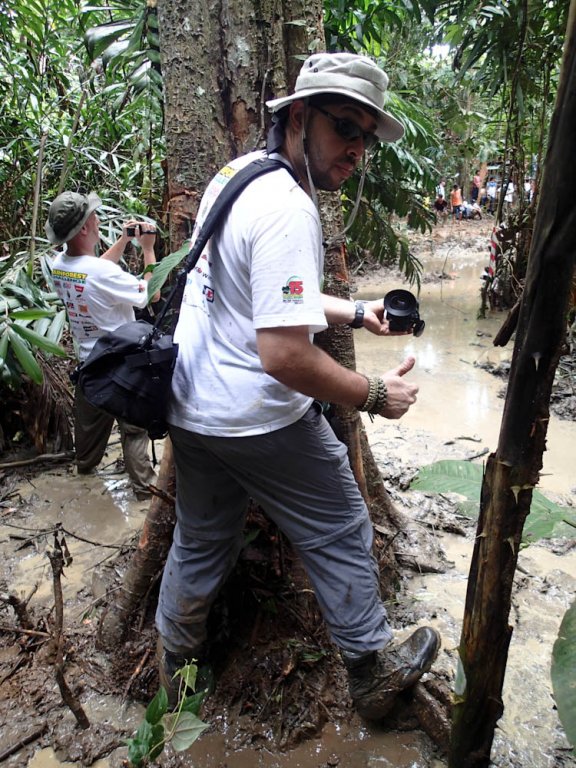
[46,190,158,499]
[156,52,440,717]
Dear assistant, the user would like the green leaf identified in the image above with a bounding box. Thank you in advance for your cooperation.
[3,282,35,306]
[11,323,68,357]
[0,331,9,371]
[551,600,576,748]
[7,327,43,384]
[85,21,134,60]
[410,459,485,497]
[175,662,198,693]
[134,719,153,745]
[126,736,147,767]
[180,690,206,716]
[9,309,56,320]
[410,460,575,544]
[125,716,165,764]
[46,309,67,344]
[145,686,168,724]
[147,241,189,299]
[147,722,166,760]
[163,711,208,752]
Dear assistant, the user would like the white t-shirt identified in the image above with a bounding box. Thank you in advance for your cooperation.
[168,151,327,437]
[51,253,149,361]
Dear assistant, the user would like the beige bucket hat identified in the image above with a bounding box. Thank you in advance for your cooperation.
[45,191,102,245]
[266,52,404,143]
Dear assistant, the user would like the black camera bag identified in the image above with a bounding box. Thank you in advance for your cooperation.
[75,320,177,440]
[74,157,292,440]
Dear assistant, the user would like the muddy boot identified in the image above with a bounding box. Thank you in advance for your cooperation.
[343,626,441,720]
[156,637,215,709]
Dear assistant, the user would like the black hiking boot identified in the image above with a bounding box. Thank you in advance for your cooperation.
[156,637,215,709]
[343,626,441,720]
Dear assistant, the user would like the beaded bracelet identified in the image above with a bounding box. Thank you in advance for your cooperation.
[373,377,388,414]
[358,375,378,412]
[358,375,388,416]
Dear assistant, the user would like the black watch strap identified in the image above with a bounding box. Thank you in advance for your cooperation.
[348,301,366,329]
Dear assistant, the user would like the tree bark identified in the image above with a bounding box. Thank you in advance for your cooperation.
[98,440,176,648]
[449,3,576,764]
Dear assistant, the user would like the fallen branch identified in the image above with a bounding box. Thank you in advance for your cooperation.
[47,534,90,730]
[0,624,50,638]
[122,647,151,701]
[0,452,74,469]
[0,723,47,762]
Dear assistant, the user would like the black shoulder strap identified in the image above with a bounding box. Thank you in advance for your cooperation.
[153,156,296,332]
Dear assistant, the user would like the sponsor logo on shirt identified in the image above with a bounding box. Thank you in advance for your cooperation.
[52,269,88,282]
[203,285,214,302]
[282,276,304,304]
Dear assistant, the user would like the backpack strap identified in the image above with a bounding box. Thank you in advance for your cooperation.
[153,157,297,332]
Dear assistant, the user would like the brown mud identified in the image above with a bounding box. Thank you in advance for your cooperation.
[1,219,575,768]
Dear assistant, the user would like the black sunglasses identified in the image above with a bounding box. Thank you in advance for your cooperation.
[312,105,379,150]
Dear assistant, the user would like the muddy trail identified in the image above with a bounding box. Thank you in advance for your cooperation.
[1,219,575,768]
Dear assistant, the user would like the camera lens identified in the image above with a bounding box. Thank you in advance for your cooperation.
[383,289,425,337]
[384,290,418,316]
[389,296,409,310]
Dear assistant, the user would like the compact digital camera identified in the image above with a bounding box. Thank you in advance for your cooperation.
[126,225,138,237]
[383,289,425,337]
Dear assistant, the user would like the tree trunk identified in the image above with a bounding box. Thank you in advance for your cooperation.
[449,3,576,764]
[98,440,176,648]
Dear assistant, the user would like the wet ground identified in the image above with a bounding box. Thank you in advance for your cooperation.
[1,219,575,767]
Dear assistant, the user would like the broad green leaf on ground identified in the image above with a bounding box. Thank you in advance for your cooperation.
[409,460,576,544]
[145,686,168,724]
[551,600,576,749]
[163,711,208,752]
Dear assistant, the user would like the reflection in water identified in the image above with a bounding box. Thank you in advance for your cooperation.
[356,251,576,497]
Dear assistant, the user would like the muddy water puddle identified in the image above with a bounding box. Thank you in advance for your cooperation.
[4,227,576,767]
[355,234,575,497]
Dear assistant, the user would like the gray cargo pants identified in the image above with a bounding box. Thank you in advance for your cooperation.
[156,404,393,656]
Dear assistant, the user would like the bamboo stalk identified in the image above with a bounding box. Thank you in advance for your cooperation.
[29,131,48,265]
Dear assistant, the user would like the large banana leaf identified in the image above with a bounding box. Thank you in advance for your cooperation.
[146,241,190,302]
[0,278,68,384]
[551,600,576,750]
[410,460,575,544]
[11,323,68,357]
[6,327,43,384]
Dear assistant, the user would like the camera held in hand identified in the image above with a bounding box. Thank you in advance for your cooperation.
[126,225,138,237]
[383,289,425,337]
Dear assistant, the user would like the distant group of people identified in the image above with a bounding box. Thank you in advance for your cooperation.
[433,179,481,224]
[432,170,534,225]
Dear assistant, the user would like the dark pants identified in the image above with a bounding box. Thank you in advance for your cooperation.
[74,384,156,492]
